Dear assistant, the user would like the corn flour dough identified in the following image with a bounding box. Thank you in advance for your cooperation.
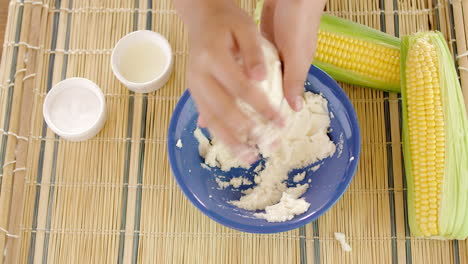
[193,38,336,222]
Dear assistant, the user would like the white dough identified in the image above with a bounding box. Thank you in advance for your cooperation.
[198,92,335,218]
[176,139,183,148]
[230,93,335,212]
[215,176,252,189]
[194,128,210,157]
[311,164,321,172]
[215,178,230,189]
[253,163,263,173]
[293,172,306,183]
[200,163,211,170]
[229,177,252,188]
[285,183,309,198]
[194,128,250,171]
[334,232,352,252]
[254,193,311,222]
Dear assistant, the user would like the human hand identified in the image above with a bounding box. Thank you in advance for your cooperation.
[260,0,327,111]
[174,0,283,162]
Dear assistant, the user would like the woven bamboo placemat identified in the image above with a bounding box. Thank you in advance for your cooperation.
[0,0,467,263]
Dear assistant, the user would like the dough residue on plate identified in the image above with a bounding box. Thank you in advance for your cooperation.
[293,172,306,183]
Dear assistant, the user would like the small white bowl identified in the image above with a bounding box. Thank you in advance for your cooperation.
[43,78,107,142]
[111,30,174,93]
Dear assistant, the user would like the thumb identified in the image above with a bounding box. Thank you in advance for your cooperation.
[282,57,309,112]
[259,0,278,43]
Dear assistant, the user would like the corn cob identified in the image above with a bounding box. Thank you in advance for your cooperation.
[255,1,401,92]
[401,31,468,239]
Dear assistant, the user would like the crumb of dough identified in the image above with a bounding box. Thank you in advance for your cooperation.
[253,163,263,173]
[194,128,210,157]
[293,172,306,183]
[334,232,352,252]
[229,177,252,188]
[254,175,261,184]
[242,188,254,195]
[215,176,252,189]
[337,133,344,158]
[176,139,183,148]
[254,193,310,222]
[215,178,230,189]
[201,163,211,170]
[311,164,321,172]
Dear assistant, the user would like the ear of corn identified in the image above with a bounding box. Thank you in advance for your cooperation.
[315,14,401,92]
[255,1,401,93]
[401,31,468,239]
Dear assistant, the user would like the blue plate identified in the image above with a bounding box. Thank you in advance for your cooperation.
[168,65,361,233]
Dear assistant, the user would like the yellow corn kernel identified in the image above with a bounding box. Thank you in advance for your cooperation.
[315,31,400,85]
[404,36,445,237]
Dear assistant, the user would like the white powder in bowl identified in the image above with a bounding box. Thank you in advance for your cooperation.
[48,86,101,134]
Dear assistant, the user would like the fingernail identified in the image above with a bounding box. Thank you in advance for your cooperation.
[249,64,266,81]
[294,96,303,112]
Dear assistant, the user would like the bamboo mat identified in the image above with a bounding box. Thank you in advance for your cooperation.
[0,0,467,263]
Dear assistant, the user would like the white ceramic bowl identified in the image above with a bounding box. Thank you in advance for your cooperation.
[111,30,174,93]
[43,78,107,142]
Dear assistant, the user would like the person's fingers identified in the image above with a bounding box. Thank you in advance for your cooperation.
[270,0,325,112]
[234,23,266,82]
[189,71,254,142]
[189,75,259,163]
[209,51,284,127]
[280,35,312,111]
[260,0,278,42]
[283,77,306,112]
[204,117,259,164]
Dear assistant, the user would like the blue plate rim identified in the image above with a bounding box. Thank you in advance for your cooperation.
[167,65,361,234]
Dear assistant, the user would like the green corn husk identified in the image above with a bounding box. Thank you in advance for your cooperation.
[401,31,468,239]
